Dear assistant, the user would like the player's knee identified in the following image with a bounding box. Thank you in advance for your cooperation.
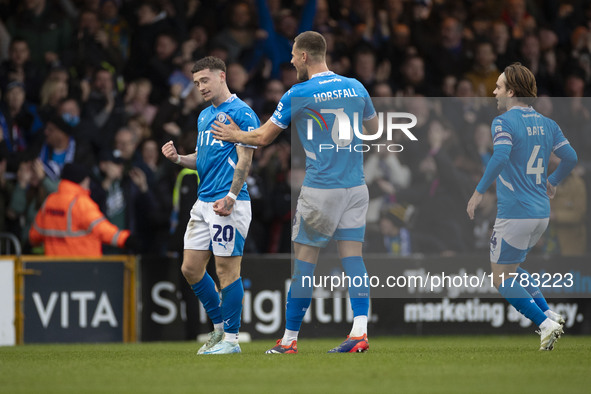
[216,259,241,287]
[181,261,205,283]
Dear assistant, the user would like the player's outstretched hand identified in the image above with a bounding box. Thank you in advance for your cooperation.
[212,115,240,142]
[213,196,235,216]
[466,190,483,220]
[161,140,179,163]
[546,180,556,199]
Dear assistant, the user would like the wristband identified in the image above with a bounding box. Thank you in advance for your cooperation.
[227,192,237,200]
[175,156,182,165]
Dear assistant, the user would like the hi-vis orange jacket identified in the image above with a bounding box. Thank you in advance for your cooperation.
[29,179,130,256]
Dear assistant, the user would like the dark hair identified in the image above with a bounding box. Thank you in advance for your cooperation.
[294,31,326,62]
[191,56,226,73]
[503,62,537,102]
[61,163,90,184]
[9,37,28,48]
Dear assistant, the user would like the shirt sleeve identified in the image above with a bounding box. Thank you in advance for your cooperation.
[551,120,569,152]
[271,90,293,129]
[234,107,261,149]
[491,116,513,147]
[359,83,377,120]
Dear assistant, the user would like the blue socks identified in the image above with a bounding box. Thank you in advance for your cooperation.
[284,257,370,331]
[221,277,244,334]
[516,267,549,312]
[190,272,222,325]
[285,259,316,331]
[498,277,547,326]
[341,256,370,317]
[191,274,244,336]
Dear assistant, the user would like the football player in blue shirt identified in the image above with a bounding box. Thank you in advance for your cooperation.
[467,63,578,350]
[162,56,259,354]
[213,31,379,353]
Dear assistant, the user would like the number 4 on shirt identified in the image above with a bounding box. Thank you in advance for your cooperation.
[527,145,544,184]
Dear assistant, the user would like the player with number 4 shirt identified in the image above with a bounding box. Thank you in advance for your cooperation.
[467,63,578,351]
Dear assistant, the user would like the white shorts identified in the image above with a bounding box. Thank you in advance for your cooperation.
[490,218,549,264]
[184,199,251,256]
[292,185,369,247]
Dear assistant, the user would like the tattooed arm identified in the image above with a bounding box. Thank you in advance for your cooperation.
[212,145,255,216]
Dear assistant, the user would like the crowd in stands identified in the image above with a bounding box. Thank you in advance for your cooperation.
[0,0,589,257]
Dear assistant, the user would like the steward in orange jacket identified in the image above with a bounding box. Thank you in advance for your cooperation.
[29,163,132,256]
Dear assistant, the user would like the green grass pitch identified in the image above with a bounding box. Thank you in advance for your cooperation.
[1,336,590,394]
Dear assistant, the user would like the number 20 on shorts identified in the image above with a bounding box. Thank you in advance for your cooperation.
[213,224,234,242]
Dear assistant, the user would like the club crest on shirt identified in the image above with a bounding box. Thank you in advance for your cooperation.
[216,112,227,123]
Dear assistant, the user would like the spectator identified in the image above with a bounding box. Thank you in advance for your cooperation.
[395,54,432,96]
[489,20,517,71]
[113,126,155,186]
[124,78,157,125]
[29,162,135,256]
[151,83,203,146]
[352,46,378,92]
[0,20,9,63]
[0,157,11,233]
[0,81,44,172]
[0,38,43,103]
[38,77,69,121]
[501,0,537,40]
[138,137,173,255]
[5,0,73,70]
[253,0,317,78]
[364,136,411,224]
[211,1,258,64]
[178,26,208,65]
[38,112,95,187]
[386,23,413,80]
[82,67,125,152]
[464,41,499,97]
[167,130,198,255]
[226,62,255,106]
[567,26,591,84]
[254,79,285,114]
[426,17,472,84]
[100,0,131,63]
[520,33,562,95]
[396,118,474,254]
[146,31,180,103]
[546,154,587,256]
[125,0,175,81]
[5,159,51,252]
[126,114,152,143]
[372,81,393,97]
[94,148,155,254]
[67,9,123,80]
[57,97,94,151]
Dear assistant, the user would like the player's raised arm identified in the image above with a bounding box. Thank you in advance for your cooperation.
[213,145,254,216]
[161,140,197,170]
[212,117,283,146]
